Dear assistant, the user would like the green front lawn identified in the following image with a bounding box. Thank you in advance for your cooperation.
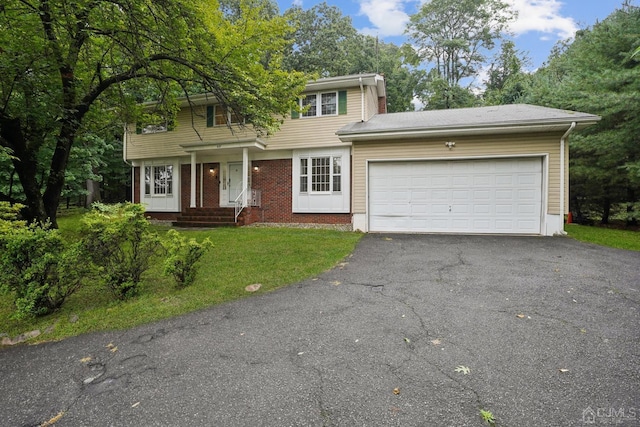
[565,224,640,251]
[0,222,362,344]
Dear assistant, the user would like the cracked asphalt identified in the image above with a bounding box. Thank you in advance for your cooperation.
[1,234,639,427]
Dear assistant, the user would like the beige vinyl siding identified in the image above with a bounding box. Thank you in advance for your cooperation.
[365,85,378,120]
[126,87,370,160]
[127,106,253,159]
[265,87,363,150]
[352,133,566,216]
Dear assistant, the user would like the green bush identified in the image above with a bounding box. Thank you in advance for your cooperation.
[0,201,26,231]
[0,223,86,318]
[81,203,160,300]
[163,229,213,288]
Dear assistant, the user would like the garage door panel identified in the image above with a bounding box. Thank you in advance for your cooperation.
[369,158,542,234]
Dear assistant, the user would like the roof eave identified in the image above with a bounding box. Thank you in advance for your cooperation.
[337,120,600,142]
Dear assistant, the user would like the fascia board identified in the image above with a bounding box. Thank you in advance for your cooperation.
[337,121,600,142]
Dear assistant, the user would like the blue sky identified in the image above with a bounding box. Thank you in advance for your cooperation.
[275,0,629,71]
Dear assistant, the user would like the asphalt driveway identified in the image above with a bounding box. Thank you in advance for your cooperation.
[1,234,639,427]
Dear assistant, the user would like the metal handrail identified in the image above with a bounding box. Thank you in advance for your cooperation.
[234,188,247,222]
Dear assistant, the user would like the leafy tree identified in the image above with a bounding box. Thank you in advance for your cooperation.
[526,4,640,224]
[0,0,307,227]
[406,0,515,109]
[483,41,533,105]
[283,2,359,77]
[282,2,416,112]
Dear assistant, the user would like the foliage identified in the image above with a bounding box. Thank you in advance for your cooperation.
[483,41,533,105]
[80,203,160,299]
[480,409,496,425]
[0,201,26,232]
[525,4,640,224]
[0,223,86,319]
[565,224,640,252]
[0,221,362,343]
[283,2,416,112]
[0,0,307,227]
[163,229,213,288]
[406,0,515,109]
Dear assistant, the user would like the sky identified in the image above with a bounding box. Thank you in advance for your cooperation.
[275,0,628,71]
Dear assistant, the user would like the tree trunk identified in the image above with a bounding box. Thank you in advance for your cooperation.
[85,178,102,207]
[0,115,47,223]
[601,197,611,225]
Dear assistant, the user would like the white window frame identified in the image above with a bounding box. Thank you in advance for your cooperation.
[140,122,168,134]
[292,148,350,214]
[144,164,174,197]
[299,155,342,194]
[300,91,338,118]
[214,105,243,126]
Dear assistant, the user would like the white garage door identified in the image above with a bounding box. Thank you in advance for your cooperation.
[369,158,542,234]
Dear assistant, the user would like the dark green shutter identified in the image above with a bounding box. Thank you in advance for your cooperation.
[167,118,175,131]
[291,104,300,119]
[206,106,214,127]
[136,123,142,134]
[338,90,347,115]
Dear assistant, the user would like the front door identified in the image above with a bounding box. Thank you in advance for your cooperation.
[228,162,244,203]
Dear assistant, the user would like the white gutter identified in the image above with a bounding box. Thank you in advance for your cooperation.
[337,122,596,142]
[559,121,576,235]
[359,77,365,122]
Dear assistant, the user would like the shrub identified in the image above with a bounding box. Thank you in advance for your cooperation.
[163,229,213,288]
[81,203,160,300]
[0,223,86,318]
[0,201,26,232]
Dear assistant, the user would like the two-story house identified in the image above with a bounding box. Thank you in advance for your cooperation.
[124,73,599,235]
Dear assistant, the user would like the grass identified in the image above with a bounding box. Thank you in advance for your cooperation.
[0,215,362,344]
[565,224,640,251]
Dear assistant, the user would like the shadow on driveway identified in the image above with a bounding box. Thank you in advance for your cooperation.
[1,234,639,426]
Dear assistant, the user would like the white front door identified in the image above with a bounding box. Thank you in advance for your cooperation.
[228,162,244,203]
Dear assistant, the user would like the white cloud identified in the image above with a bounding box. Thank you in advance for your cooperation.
[506,0,578,40]
[292,0,303,6]
[356,0,579,41]
[357,0,413,37]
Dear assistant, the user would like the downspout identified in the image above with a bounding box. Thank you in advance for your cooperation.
[122,124,134,202]
[559,122,576,235]
[359,76,365,122]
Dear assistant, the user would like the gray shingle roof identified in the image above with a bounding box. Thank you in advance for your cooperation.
[336,104,600,139]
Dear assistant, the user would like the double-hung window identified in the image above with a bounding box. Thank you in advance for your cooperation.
[144,165,173,196]
[299,155,342,193]
[301,92,337,118]
[207,105,243,127]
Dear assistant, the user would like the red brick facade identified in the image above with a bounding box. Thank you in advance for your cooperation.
[180,163,221,210]
[245,159,351,225]
[138,159,351,225]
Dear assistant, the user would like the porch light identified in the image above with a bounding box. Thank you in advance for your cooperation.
[253,166,259,172]
[209,167,216,174]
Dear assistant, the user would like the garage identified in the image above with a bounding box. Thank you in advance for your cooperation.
[368,157,543,234]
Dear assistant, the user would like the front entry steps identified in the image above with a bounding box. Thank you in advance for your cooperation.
[173,208,244,228]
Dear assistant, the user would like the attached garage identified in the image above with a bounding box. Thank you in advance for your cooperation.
[337,104,601,236]
[368,157,542,234]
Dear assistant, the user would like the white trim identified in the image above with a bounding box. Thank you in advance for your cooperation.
[338,122,598,142]
[139,159,180,212]
[293,147,350,213]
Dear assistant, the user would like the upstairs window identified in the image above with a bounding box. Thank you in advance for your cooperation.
[207,105,243,127]
[295,91,346,118]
